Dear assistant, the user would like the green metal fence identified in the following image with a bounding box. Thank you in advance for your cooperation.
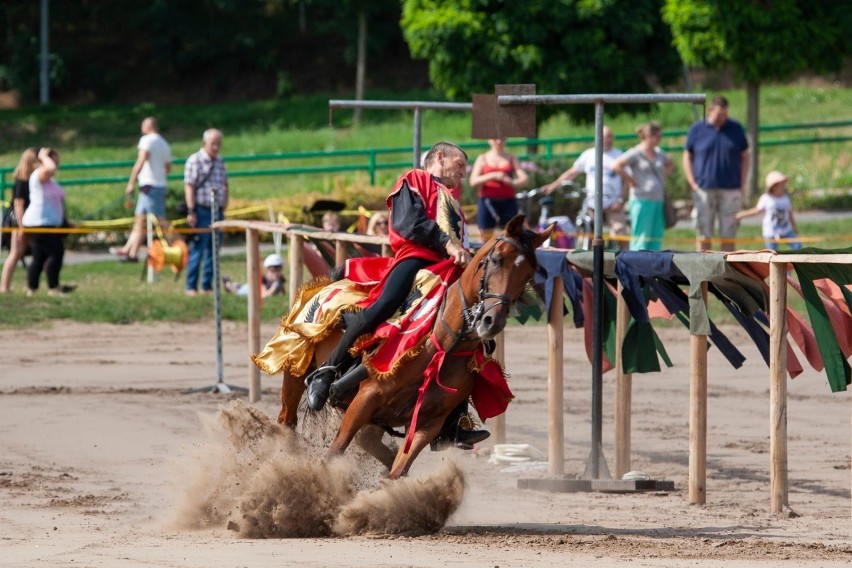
[2,119,850,206]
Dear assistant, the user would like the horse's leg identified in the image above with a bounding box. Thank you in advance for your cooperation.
[327,383,382,457]
[387,420,445,479]
[354,424,395,470]
[278,370,305,428]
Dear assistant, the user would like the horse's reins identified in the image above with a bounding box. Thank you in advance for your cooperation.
[400,234,531,452]
[435,234,528,356]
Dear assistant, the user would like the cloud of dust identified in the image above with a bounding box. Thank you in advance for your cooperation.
[334,460,466,537]
[172,400,465,538]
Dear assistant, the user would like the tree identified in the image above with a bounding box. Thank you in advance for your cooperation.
[662,0,852,200]
[400,0,683,123]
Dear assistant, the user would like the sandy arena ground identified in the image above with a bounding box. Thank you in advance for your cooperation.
[2,320,852,567]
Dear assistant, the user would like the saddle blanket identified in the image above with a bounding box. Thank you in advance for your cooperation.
[252,258,513,420]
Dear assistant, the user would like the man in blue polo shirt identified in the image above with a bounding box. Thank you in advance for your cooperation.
[683,96,750,251]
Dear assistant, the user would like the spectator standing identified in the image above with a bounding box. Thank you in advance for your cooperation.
[0,148,38,293]
[110,117,172,262]
[735,170,801,250]
[683,96,750,251]
[612,122,673,251]
[468,138,529,240]
[543,126,628,249]
[21,147,69,297]
[183,129,228,296]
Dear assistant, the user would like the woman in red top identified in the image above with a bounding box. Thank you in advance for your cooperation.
[468,138,529,240]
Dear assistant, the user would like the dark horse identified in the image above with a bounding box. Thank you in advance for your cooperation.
[277,215,553,479]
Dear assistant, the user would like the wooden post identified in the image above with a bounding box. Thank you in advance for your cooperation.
[769,261,789,513]
[614,282,632,479]
[288,233,304,309]
[246,228,261,402]
[335,239,347,268]
[491,332,506,444]
[689,282,708,505]
[548,277,565,476]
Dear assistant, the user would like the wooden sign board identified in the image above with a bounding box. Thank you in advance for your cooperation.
[472,84,537,139]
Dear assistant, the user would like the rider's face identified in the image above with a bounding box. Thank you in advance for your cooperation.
[440,152,468,188]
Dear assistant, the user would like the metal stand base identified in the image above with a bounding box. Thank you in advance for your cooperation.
[518,477,674,493]
[184,382,248,395]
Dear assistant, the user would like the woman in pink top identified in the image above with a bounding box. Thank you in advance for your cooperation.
[468,138,529,239]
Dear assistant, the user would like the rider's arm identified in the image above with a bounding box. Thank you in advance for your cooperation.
[390,181,450,253]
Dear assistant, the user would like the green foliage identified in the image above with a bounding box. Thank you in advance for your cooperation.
[0,0,411,104]
[662,0,852,83]
[400,0,683,123]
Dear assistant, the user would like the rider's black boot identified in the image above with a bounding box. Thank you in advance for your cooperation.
[328,363,369,405]
[430,401,491,451]
[305,311,368,411]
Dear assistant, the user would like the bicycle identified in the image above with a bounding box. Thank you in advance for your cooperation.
[516,180,584,249]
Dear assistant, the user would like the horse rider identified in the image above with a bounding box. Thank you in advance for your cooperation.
[304,141,490,449]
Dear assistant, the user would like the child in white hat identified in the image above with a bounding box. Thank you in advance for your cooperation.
[735,171,801,250]
[223,253,285,297]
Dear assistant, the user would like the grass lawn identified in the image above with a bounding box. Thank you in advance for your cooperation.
[1,84,850,219]
[1,217,846,329]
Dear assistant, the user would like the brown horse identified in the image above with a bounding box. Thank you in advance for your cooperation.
[277,215,553,479]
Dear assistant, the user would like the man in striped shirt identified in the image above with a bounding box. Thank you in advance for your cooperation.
[183,128,228,296]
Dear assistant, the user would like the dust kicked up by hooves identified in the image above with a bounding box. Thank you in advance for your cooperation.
[173,399,465,538]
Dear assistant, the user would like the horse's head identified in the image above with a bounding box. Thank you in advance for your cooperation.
[462,215,554,340]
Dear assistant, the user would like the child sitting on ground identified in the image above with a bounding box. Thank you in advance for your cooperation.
[224,253,286,297]
[735,170,801,250]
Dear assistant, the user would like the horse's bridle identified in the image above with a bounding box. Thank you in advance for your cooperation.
[437,234,530,350]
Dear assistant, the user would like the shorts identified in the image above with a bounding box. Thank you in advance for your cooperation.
[135,185,167,218]
[692,188,741,240]
[477,197,519,230]
[765,230,802,251]
[602,205,628,236]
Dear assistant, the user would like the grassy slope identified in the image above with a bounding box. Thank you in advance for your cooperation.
[1,85,850,207]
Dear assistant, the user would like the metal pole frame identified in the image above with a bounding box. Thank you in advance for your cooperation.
[328,100,473,168]
[498,92,707,479]
[184,191,248,395]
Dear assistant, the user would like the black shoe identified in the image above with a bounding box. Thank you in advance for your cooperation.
[328,364,368,406]
[430,428,490,452]
[119,256,139,263]
[304,365,338,411]
[59,284,77,293]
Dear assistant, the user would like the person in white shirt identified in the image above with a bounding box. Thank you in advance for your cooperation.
[110,117,172,262]
[735,170,801,250]
[542,126,628,248]
[21,147,68,296]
